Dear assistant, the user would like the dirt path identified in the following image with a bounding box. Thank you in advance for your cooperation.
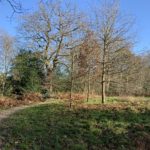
[0,100,51,123]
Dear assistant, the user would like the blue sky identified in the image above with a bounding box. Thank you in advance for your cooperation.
[0,0,150,54]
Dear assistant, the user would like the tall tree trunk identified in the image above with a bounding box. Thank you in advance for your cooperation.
[101,70,106,104]
[126,76,129,95]
[101,42,106,104]
[119,73,123,96]
[87,68,90,102]
[69,53,74,108]
[106,75,110,95]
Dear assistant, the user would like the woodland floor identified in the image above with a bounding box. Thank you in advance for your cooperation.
[0,97,150,150]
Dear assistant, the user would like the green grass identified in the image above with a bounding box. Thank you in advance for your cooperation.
[0,100,150,149]
[84,97,119,104]
[85,96,150,105]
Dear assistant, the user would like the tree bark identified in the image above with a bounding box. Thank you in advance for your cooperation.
[87,68,90,102]
[101,39,106,104]
[101,70,106,104]
[69,52,74,108]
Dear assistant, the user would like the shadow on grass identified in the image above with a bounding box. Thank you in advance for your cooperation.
[0,104,150,150]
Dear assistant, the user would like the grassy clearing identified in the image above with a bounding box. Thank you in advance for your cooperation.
[0,98,150,149]
[84,97,119,104]
[85,96,150,105]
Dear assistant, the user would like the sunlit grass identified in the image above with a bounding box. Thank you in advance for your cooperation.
[84,96,150,105]
[0,99,149,149]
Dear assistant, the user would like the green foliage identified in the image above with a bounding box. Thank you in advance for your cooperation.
[53,65,70,92]
[10,50,45,94]
[0,101,149,149]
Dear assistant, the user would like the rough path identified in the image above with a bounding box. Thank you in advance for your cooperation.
[0,100,51,123]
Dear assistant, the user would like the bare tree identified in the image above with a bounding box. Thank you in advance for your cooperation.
[19,0,83,95]
[76,30,100,101]
[94,0,134,103]
[0,31,15,95]
[0,0,22,15]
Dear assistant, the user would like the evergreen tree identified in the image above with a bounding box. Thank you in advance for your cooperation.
[10,50,45,95]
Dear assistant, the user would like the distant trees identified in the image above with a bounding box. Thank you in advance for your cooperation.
[76,31,100,101]
[140,53,150,96]
[0,0,149,102]
[0,32,15,95]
